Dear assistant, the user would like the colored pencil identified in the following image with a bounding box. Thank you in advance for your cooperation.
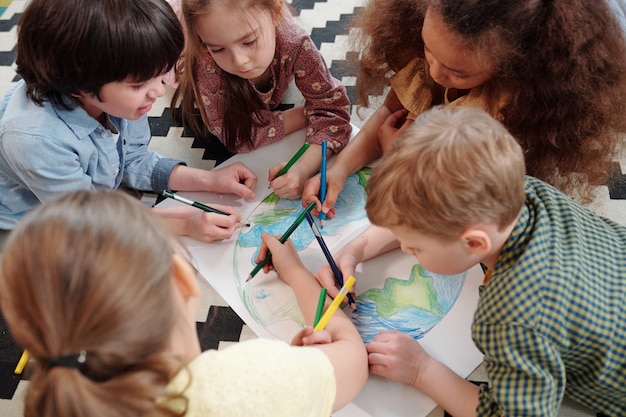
[313,288,328,327]
[305,212,356,309]
[246,201,316,281]
[275,142,311,178]
[162,190,250,227]
[14,349,28,375]
[319,141,327,227]
[314,276,356,332]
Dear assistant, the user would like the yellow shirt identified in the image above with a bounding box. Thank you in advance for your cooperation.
[165,338,336,417]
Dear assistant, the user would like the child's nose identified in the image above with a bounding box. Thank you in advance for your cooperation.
[147,78,165,99]
[231,49,248,67]
[428,60,446,85]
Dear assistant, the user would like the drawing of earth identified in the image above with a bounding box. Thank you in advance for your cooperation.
[352,263,466,343]
[233,168,467,343]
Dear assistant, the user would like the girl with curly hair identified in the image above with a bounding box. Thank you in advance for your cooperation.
[303,0,626,216]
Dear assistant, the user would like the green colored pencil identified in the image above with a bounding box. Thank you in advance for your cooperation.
[246,201,316,281]
[313,288,328,327]
[275,142,311,178]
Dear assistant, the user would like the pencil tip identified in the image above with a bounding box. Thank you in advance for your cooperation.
[246,275,252,282]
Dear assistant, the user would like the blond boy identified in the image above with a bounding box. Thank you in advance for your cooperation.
[318,106,626,416]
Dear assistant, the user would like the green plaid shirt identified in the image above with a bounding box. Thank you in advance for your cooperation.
[473,177,626,417]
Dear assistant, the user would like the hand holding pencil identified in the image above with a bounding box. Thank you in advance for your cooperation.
[315,250,359,304]
[160,190,248,242]
[248,202,316,280]
[255,231,310,286]
[268,142,315,199]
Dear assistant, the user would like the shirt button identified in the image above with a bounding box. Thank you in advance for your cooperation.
[114,168,120,176]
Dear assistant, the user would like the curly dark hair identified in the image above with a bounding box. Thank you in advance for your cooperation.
[350,0,626,201]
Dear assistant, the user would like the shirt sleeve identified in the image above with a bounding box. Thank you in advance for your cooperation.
[118,116,184,193]
[290,35,352,153]
[473,322,565,417]
[0,130,96,202]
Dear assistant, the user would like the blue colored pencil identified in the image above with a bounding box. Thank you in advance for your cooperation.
[319,141,327,227]
[305,212,356,309]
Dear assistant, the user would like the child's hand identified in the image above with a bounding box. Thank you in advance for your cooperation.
[175,205,243,242]
[316,253,358,300]
[378,108,412,153]
[301,172,339,220]
[211,161,258,199]
[291,325,332,346]
[366,330,431,387]
[256,232,306,284]
[268,163,307,200]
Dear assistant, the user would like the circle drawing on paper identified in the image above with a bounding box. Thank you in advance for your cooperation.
[233,168,467,343]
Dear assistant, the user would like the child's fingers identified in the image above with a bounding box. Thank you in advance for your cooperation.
[382,108,409,129]
[316,268,341,298]
[255,238,271,262]
[267,162,285,183]
[321,178,343,218]
[301,175,321,211]
[302,329,333,345]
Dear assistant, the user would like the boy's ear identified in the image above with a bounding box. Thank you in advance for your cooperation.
[460,228,491,256]
[171,253,200,298]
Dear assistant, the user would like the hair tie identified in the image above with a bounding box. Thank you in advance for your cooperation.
[48,350,87,369]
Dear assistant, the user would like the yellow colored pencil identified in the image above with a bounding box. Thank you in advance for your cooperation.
[14,349,28,375]
[313,276,356,332]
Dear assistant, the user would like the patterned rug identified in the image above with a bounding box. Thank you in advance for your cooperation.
[0,1,623,416]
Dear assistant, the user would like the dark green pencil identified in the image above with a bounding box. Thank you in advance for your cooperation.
[276,142,311,177]
[313,288,328,327]
[246,201,316,281]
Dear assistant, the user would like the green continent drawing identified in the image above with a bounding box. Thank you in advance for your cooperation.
[359,264,443,318]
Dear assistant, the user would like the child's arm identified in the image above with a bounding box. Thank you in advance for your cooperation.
[367,330,479,417]
[282,105,307,135]
[317,225,399,299]
[291,32,352,152]
[302,89,405,219]
[257,233,369,411]
[167,162,257,200]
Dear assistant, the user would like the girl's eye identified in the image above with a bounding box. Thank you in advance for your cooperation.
[132,84,145,90]
[244,39,257,47]
[209,48,224,53]
[452,73,469,80]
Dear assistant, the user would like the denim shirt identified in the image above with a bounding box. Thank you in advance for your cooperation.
[0,80,183,229]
